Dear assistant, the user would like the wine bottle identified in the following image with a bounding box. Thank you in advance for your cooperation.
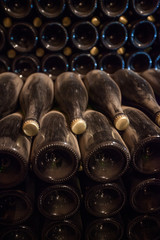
[120,106,160,175]
[80,173,126,217]
[0,56,10,73]
[1,0,33,19]
[100,0,129,17]
[41,53,69,80]
[12,54,40,81]
[140,68,160,96]
[71,21,98,51]
[0,112,32,189]
[41,212,82,240]
[67,0,97,18]
[101,21,128,50]
[78,110,130,182]
[83,70,130,131]
[85,213,124,240]
[0,174,34,225]
[154,55,160,69]
[34,0,66,19]
[37,177,81,220]
[0,72,23,118]
[8,22,38,53]
[126,51,152,72]
[0,24,5,52]
[31,110,81,183]
[19,72,54,137]
[98,52,125,74]
[132,0,160,16]
[40,22,68,52]
[112,69,160,127]
[130,20,157,49]
[127,213,160,240]
[55,72,88,135]
[70,53,97,76]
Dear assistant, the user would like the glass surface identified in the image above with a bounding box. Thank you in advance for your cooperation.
[100,54,124,73]
[37,0,64,17]
[72,54,97,75]
[46,224,77,240]
[101,0,128,16]
[134,0,159,15]
[2,228,31,240]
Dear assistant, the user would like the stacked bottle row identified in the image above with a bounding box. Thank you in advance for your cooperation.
[1,0,160,78]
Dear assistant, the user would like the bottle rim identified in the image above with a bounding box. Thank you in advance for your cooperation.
[0,25,5,52]
[127,51,152,72]
[68,0,97,18]
[1,225,35,240]
[132,0,160,16]
[100,0,129,17]
[0,55,10,72]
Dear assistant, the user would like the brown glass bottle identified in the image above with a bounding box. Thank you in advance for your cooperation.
[0,72,23,119]
[19,72,54,137]
[68,0,97,18]
[78,110,130,182]
[31,110,81,183]
[112,69,160,127]
[83,70,129,131]
[121,106,160,175]
[0,112,32,189]
[132,0,160,16]
[55,72,88,135]
[100,0,129,17]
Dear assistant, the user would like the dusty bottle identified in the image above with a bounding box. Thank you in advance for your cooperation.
[55,72,88,135]
[132,0,160,16]
[37,177,81,220]
[84,70,129,131]
[78,110,130,182]
[0,174,34,226]
[121,106,160,175]
[31,110,81,183]
[112,69,160,127]
[68,0,97,18]
[19,72,54,137]
[0,112,32,189]
[100,0,129,17]
[0,72,23,119]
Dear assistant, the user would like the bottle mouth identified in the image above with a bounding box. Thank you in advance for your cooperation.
[1,0,32,18]
[42,221,81,240]
[100,0,129,17]
[0,57,10,73]
[0,149,28,189]
[127,215,160,240]
[127,52,152,72]
[132,0,160,16]
[86,217,123,240]
[133,136,160,174]
[84,142,130,182]
[131,178,160,214]
[35,0,65,18]
[85,183,126,217]
[33,143,79,183]
[1,226,34,240]
[0,190,33,226]
[38,185,80,220]
[68,0,97,18]
[40,23,68,52]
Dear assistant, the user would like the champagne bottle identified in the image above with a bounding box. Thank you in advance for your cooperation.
[0,72,23,119]
[0,24,5,52]
[83,70,130,131]
[112,69,160,127]
[0,56,10,73]
[34,0,66,18]
[130,20,157,49]
[71,21,98,51]
[0,112,32,189]
[100,0,129,17]
[132,0,160,16]
[12,54,40,81]
[55,72,88,135]
[78,110,130,182]
[1,225,36,240]
[101,21,128,50]
[8,22,38,53]
[40,22,68,52]
[126,51,152,72]
[98,52,125,74]
[154,55,160,69]
[31,110,81,183]
[120,106,160,175]
[68,0,97,18]
[70,53,97,76]
[1,0,33,19]
[37,177,81,220]
[0,174,34,225]
[41,53,69,80]
[140,68,160,96]
[19,72,54,137]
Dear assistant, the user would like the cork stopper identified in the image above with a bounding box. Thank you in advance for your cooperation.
[23,120,40,137]
[71,118,87,135]
[114,114,130,131]
[91,17,100,27]
[155,112,160,127]
[119,16,128,25]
